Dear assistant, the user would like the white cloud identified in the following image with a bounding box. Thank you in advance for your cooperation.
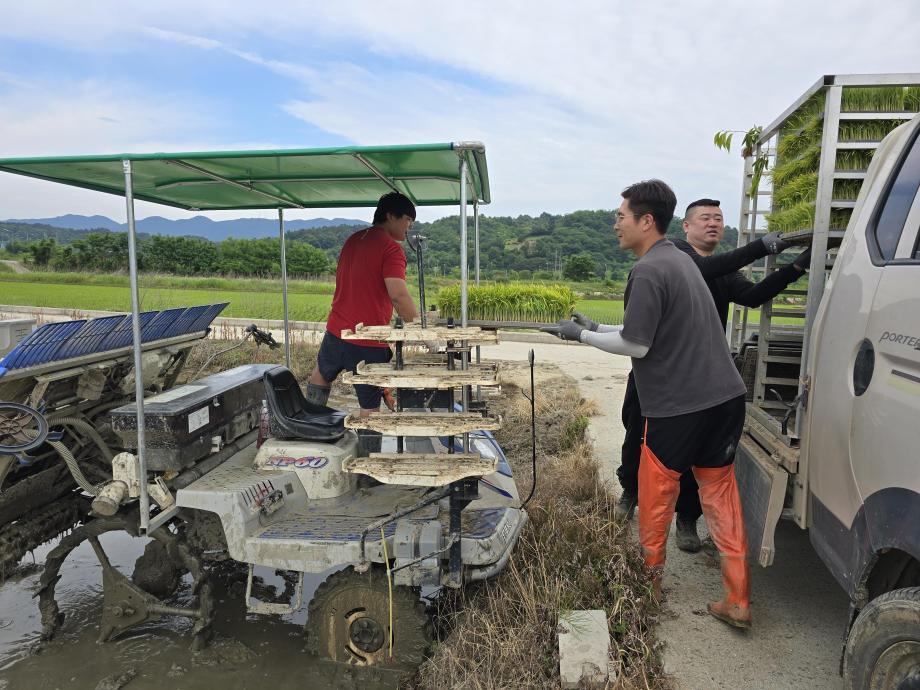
[1,0,919,226]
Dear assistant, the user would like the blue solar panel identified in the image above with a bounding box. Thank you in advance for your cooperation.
[100,311,157,350]
[189,303,229,333]
[0,303,228,377]
[57,314,126,360]
[2,319,86,369]
[142,307,187,343]
[162,305,209,339]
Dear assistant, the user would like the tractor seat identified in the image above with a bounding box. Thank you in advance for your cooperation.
[262,367,346,442]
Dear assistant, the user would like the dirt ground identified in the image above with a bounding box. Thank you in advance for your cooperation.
[489,338,852,690]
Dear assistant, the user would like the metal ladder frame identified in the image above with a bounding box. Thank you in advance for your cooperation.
[728,73,920,527]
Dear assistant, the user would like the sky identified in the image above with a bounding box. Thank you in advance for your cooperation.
[0,1,918,226]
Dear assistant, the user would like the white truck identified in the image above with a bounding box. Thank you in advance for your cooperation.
[732,74,920,689]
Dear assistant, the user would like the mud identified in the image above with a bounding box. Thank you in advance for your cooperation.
[0,532,412,689]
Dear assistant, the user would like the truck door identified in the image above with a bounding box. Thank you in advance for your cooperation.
[804,118,920,592]
[849,121,920,561]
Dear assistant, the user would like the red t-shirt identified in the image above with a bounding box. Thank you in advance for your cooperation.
[326,226,407,347]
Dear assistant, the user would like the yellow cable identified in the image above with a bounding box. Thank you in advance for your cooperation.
[380,526,394,659]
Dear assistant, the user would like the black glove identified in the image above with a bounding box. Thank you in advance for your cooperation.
[540,318,586,342]
[761,231,791,254]
[572,312,599,331]
[793,246,812,272]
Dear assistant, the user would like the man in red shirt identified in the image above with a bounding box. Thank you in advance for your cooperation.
[306,192,419,419]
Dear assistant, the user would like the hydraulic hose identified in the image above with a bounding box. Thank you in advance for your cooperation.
[46,414,113,463]
[48,440,98,495]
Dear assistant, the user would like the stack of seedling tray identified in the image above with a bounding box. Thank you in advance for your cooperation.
[767,83,920,234]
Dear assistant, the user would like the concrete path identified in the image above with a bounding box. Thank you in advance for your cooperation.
[491,339,851,690]
[0,260,28,274]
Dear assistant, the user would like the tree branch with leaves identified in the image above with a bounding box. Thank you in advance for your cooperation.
[714,125,768,197]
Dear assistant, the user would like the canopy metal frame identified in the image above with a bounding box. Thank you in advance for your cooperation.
[0,142,489,533]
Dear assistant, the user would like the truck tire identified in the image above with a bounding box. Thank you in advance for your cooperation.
[843,586,920,690]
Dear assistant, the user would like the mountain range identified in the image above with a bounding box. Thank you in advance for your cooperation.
[3,214,366,241]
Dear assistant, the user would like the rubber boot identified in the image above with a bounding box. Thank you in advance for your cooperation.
[693,465,752,629]
[614,489,637,521]
[638,444,681,602]
[675,516,702,553]
[306,382,331,407]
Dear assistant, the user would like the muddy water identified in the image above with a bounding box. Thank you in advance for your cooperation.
[0,533,409,690]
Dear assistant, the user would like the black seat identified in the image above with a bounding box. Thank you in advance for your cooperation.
[263,367,346,442]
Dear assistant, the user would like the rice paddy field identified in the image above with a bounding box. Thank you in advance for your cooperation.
[0,279,333,321]
[0,275,791,327]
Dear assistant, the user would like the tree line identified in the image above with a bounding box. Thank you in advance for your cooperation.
[1,211,738,281]
[4,233,331,277]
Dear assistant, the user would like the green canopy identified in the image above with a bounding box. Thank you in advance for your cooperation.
[0,142,490,210]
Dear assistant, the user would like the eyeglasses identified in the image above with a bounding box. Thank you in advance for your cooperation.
[615,212,644,223]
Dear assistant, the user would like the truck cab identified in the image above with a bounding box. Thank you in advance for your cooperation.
[733,79,920,688]
[804,113,920,608]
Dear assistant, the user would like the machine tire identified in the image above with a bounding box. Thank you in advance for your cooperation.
[843,586,920,690]
[305,567,432,667]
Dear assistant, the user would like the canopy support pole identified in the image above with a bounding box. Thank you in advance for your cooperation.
[278,209,291,370]
[123,159,150,534]
[474,201,480,286]
[459,156,470,445]
[447,154,473,590]
[473,200,481,400]
[460,158,469,333]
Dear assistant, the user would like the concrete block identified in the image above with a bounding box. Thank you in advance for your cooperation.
[558,609,610,689]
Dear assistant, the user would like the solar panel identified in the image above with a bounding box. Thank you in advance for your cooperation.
[0,303,228,377]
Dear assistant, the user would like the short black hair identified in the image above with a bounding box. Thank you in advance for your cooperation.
[621,179,677,234]
[685,198,721,217]
[373,192,416,225]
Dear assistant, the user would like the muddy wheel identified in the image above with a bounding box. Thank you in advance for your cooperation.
[844,587,920,689]
[305,567,431,666]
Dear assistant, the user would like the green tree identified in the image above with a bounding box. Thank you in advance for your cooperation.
[28,238,56,267]
[285,242,332,276]
[65,232,129,271]
[562,253,597,281]
[143,236,218,275]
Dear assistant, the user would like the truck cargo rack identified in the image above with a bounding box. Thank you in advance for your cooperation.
[729,73,920,541]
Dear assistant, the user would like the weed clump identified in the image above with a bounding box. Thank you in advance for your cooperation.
[412,370,663,690]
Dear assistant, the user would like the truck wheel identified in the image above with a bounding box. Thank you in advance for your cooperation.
[844,586,920,690]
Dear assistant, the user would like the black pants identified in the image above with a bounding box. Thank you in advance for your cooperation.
[617,371,703,521]
[316,331,393,408]
[644,394,746,473]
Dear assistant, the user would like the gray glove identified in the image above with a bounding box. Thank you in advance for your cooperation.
[540,318,586,342]
[572,312,599,331]
[761,231,791,254]
[792,246,812,272]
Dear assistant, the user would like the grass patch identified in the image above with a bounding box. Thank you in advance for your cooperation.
[0,263,12,273]
[0,281,332,321]
[411,370,663,689]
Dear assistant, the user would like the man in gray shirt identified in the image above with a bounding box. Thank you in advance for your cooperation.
[544,179,752,629]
